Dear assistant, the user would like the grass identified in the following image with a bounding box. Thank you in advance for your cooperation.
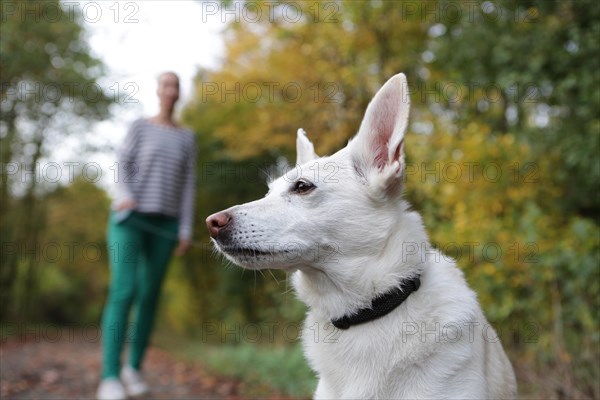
[154,331,317,398]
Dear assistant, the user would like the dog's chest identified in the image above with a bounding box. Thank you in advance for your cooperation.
[301,311,437,398]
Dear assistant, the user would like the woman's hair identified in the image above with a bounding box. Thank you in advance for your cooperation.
[158,71,179,84]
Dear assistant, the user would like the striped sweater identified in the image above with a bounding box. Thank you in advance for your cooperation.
[114,118,196,240]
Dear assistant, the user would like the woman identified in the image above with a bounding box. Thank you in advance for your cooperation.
[97,72,196,400]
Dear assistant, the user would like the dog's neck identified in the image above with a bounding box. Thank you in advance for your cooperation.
[292,203,429,321]
[330,274,421,329]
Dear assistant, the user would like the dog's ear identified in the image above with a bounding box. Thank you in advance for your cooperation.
[296,128,318,165]
[351,73,410,197]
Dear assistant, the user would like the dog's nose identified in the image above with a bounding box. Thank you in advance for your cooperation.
[206,211,232,238]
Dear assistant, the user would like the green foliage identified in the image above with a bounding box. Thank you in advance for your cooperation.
[8,178,111,323]
[431,0,600,214]
[1,0,116,321]
[176,0,599,396]
[2,0,598,397]
[406,122,599,390]
[1,0,114,169]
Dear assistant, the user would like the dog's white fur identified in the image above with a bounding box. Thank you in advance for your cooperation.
[211,73,517,398]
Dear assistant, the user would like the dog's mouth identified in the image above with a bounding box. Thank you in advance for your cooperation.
[213,241,307,269]
[221,246,274,257]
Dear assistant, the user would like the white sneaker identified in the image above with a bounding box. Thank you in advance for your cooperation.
[120,364,149,397]
[96,378,127,400]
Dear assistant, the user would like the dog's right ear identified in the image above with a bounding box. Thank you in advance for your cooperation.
[296,128,318,165]
[351,73,410,198]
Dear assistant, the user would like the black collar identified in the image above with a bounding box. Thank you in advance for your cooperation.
[331,275,421,330]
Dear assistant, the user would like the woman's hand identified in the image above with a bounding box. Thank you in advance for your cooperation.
[175,240,190,256]
[116,199,137,211]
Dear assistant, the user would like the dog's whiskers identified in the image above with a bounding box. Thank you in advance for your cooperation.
[267,269,282,285]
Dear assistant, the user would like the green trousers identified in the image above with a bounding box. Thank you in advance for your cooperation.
[101,211,178,378]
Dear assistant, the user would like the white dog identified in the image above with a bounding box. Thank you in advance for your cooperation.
[206,73,517,399]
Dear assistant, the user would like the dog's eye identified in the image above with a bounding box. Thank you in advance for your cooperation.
[292,179,315,194]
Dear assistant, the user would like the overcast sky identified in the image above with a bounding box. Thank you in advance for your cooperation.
[60,1,226,192]
[86,1,224,115]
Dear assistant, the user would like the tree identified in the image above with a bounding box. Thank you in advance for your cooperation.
[180,1,599,395]
[430,0,600,216]
[0,0,116,320]
[185,1,429,160]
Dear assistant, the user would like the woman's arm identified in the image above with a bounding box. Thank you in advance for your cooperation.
[177,134,197,243]
[114,119,142,208]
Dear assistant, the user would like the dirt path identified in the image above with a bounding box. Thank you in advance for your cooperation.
[2,329,589,399]
[0,332,241,399]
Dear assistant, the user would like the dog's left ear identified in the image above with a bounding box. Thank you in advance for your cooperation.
[351,73,410,197]
[296,128,318,165]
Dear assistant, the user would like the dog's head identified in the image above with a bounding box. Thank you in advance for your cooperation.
[207,73,412,273]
